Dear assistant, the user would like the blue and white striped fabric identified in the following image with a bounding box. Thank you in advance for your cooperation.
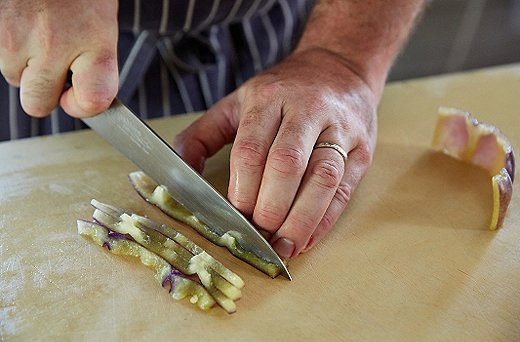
[0,0,315,141]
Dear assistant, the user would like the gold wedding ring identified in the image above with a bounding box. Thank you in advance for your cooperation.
[313,142,348,162]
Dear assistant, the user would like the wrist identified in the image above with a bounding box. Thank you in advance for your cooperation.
[294,0,426,99]
[288,47,380,107]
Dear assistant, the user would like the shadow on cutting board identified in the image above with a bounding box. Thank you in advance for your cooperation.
[362,142,494,231]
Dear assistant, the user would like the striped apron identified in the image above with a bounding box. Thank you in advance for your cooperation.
[0,0,315,141]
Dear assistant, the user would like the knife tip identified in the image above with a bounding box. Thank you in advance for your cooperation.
[279,265,292,281]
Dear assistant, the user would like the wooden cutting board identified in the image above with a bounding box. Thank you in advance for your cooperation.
[1,64,519,340]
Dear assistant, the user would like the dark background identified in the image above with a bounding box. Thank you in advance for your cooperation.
[390,0,520,80]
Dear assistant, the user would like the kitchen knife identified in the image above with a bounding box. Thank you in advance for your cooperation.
[82,99,291,280]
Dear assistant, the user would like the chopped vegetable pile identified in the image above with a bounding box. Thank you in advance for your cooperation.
[78,200,244,313]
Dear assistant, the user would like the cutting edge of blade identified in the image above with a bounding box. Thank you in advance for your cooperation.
[197,203,292,280]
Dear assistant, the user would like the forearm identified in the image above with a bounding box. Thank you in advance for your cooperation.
[295,0,427,98]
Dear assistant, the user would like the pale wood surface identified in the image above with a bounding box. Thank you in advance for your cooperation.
[1,64,519,341]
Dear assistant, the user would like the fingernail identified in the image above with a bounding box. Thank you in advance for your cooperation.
[272,237,295,259]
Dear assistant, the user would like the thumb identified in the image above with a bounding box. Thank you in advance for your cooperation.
[173,93,240,173]
[60,49,118,118]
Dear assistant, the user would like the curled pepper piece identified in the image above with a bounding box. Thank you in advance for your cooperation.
[432,107,515,230]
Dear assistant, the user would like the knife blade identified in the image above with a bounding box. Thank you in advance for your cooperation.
[82,99,291,280]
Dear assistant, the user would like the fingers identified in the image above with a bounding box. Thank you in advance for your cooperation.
[227,86,284,217]
[0,0,119,118]
[0,60,25,87]
[3,47,118,118]
[300,183,351,253]
[252,112,322,234]
[301,141,373,254]
[19,59,68,116]
[226,87,371,259]
[16,48,118,118]
[173,95,240,173]
[267,130,351,259]
[60,49,119,118]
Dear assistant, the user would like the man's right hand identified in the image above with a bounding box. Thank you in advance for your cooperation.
[0,0,119,118]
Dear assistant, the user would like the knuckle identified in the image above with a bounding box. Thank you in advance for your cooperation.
[89,49,119,76]
[240,106,264,130]
[230,196,256,217]
[246,79,285,101]
[268,146,306,176]
[232,139,268,170]
[355,141,374,167]
[335,182,352,208]
[78,91,113,114]
[332,117,354,136]
[239,79,286,111]
[1,68,21,87]
[309,159,344,190]
[0,33,22,56]
[93,48,117,66]
[21,73,58,116]
[305,93,329,114]
[256,81,284,100]
[320,212,336,233]
[74,68,118,115]
[254,204,287,230]
[288,213,317,239]
[0,17,27,56]
[39,29,60,53]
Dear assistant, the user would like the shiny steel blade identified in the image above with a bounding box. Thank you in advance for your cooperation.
[83,99,291,279]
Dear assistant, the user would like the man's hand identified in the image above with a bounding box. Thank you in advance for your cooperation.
[0,0,119,117]
[174,49,377,259]
[174,0,426,259]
